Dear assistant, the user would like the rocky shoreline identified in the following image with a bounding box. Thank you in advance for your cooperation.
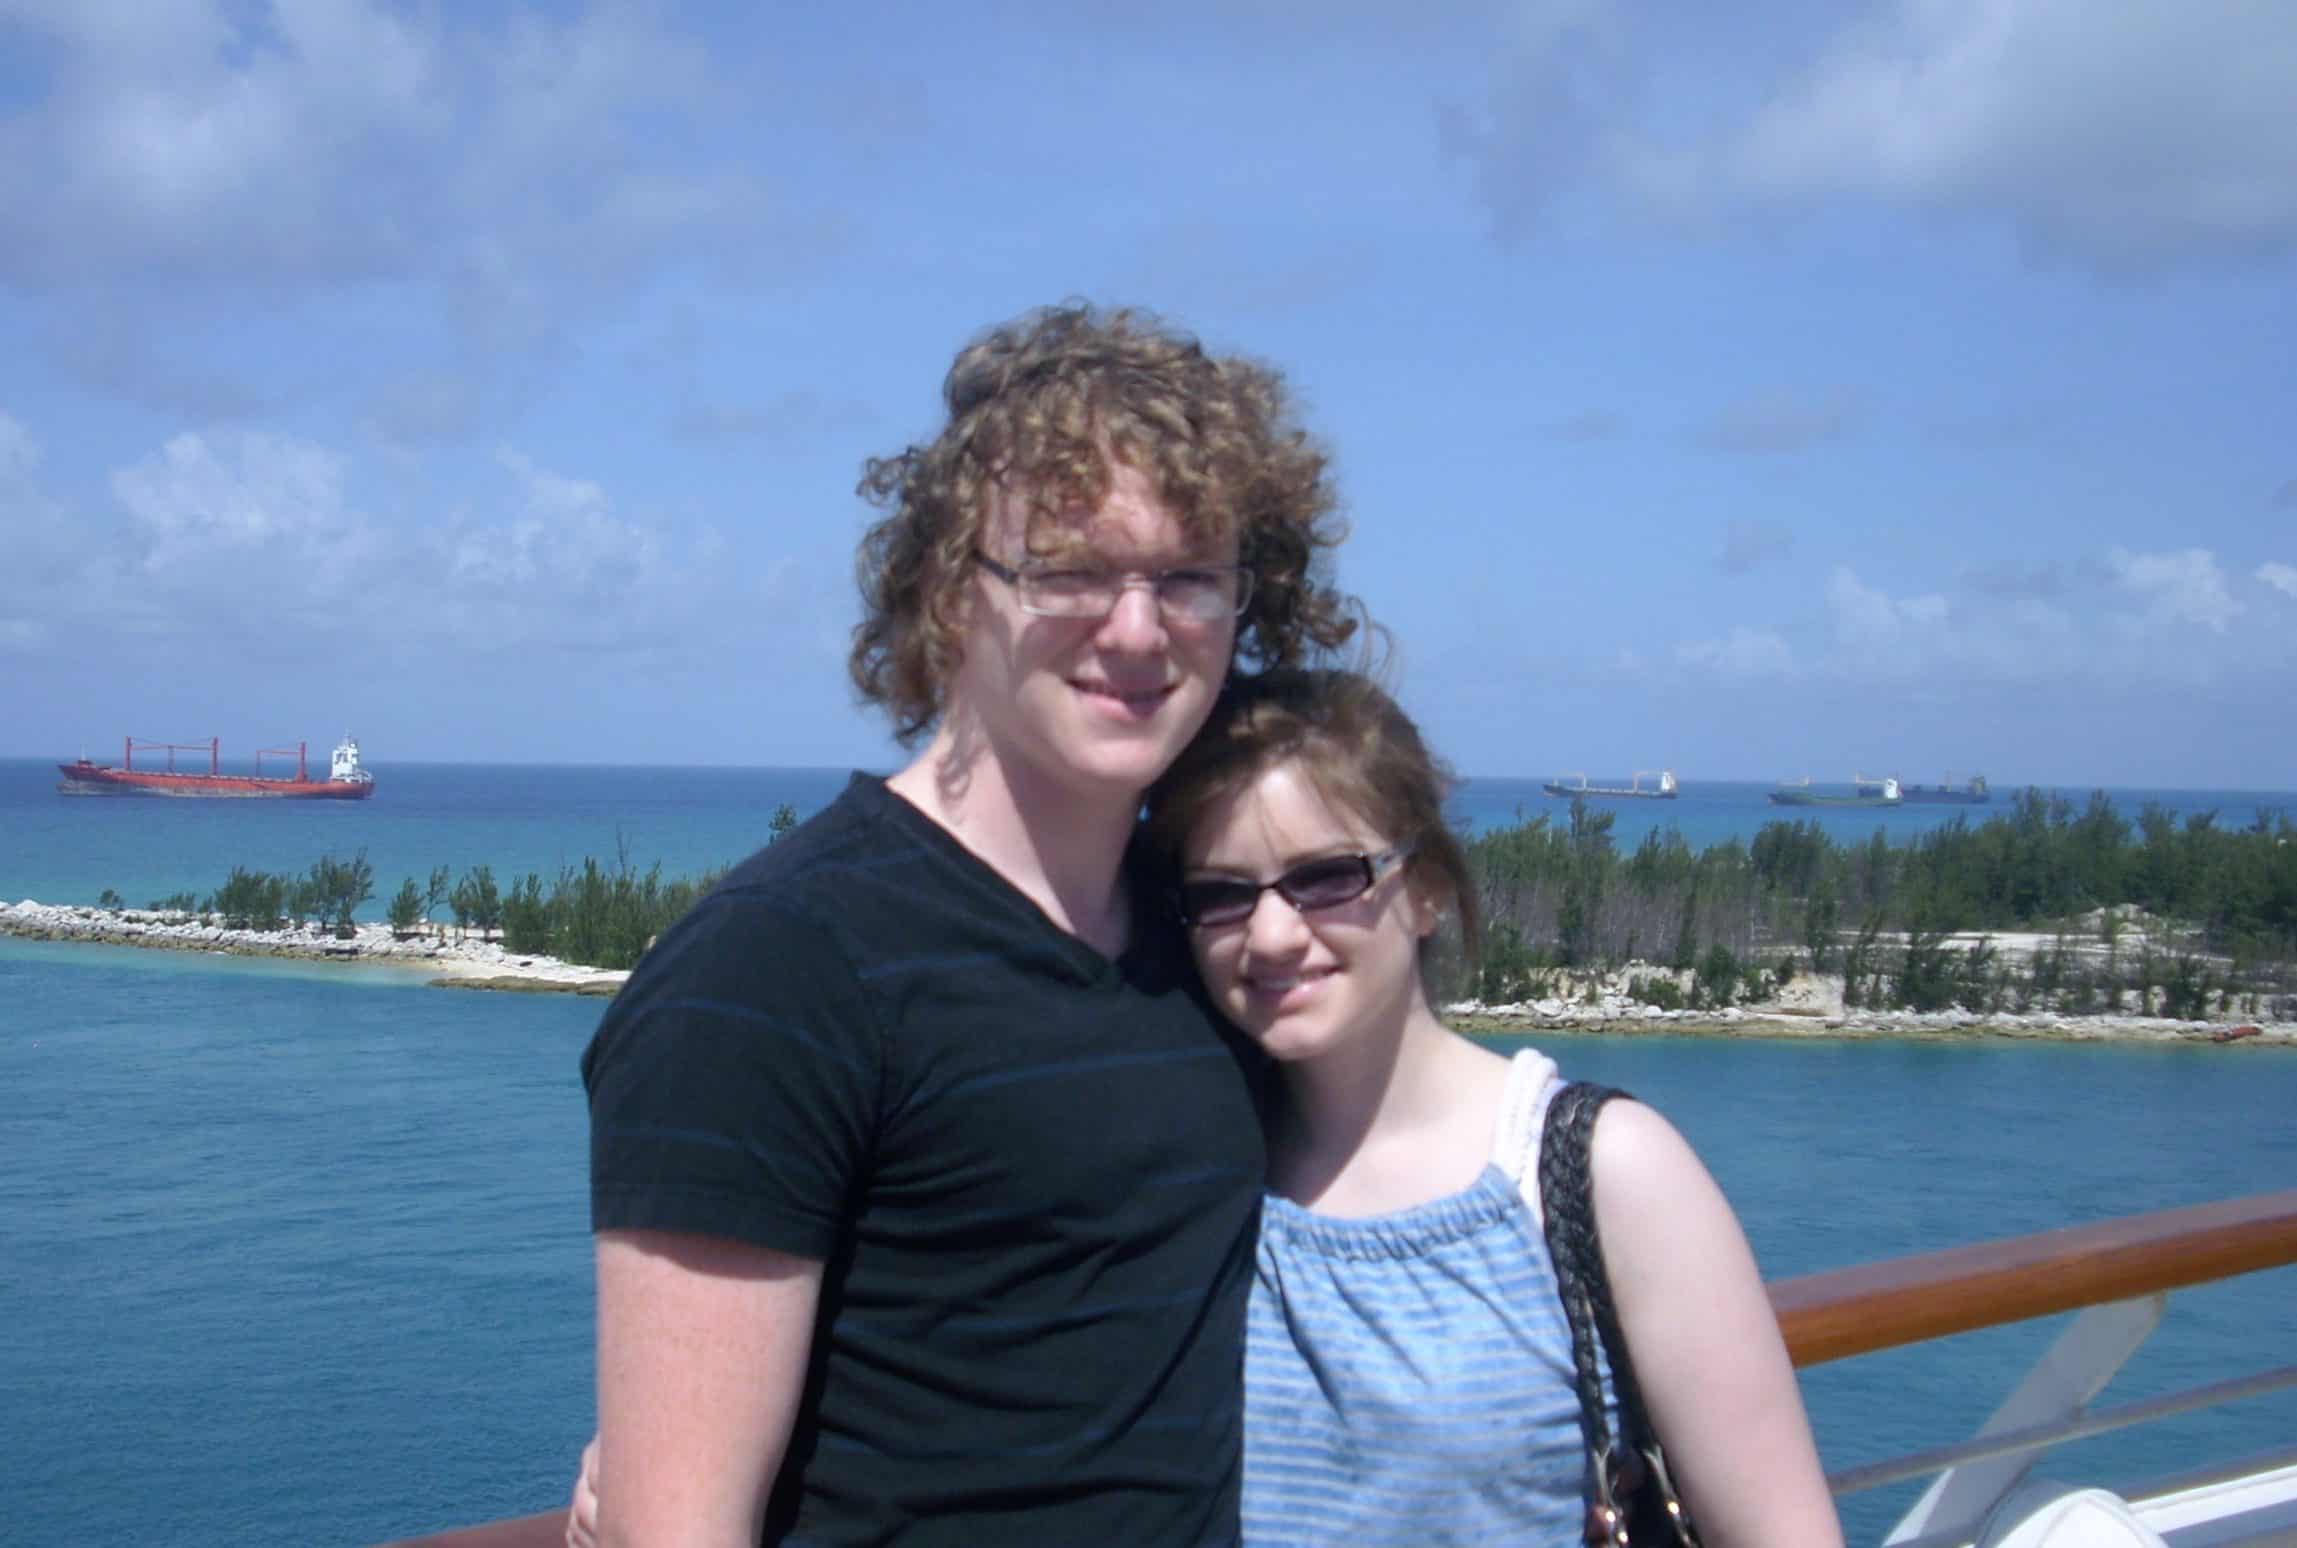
[1444,959,2294,1046]
[0,900,627,995]
[1447,1001,2292,1046]
[5,899,2291,1044]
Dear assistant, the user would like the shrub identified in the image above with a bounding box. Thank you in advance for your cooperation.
[213,866,288,931]
[1695,942,1740,1008]
[2159,952,2213,1021]
[1626,974,1686,1011]
[501,873,551,955]
[387,878,426,940]
[451,865,502,939]
[1476,921,1557,1004]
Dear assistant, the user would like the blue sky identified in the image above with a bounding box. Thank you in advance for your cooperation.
[2,0,2292,788]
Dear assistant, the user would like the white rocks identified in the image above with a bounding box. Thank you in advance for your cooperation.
[0,897,628,994]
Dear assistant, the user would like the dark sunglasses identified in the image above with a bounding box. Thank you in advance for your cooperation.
[1176,843,1415,928]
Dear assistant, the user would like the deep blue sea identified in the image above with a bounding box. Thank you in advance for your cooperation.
[3,760,2293,1546]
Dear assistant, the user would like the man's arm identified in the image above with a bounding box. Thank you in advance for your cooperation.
[1589,1102,1843,1548]
[592,1229,824,1548]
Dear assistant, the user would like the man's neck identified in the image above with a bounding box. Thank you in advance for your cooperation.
[884,726,1144,957]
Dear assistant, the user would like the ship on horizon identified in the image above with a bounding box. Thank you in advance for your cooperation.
[57,736,375,800]
[1769,774,1902,808]
[1542,769,1678,800]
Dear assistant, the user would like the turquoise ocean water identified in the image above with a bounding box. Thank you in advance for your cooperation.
[5,757,2290,916]
[3,760,2293,1545]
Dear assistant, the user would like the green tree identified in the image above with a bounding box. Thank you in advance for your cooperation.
[387,878,426,939]
[302,851,375,938]
[453,864,503,939]
[213,867,287,931]
[502,873,551,954]
[423,866,452,939]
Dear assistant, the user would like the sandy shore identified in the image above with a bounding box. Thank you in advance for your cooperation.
[5,899,2292,1043]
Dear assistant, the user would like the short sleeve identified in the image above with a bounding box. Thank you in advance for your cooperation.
[581,889,881,1260]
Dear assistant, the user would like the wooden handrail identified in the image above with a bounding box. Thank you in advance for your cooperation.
[1768,1188,2297,1367]
[385,1513,562,1548]
[380,1189,2297,1546]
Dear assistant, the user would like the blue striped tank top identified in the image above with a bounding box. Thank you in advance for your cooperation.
[1241,1050,1615,1546]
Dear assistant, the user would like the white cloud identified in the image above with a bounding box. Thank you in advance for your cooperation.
[422,447,778,660]
[2106,546,2240,634]
[1699,1,2287,265]
[0,410,77,654]
[94,429,386,646]
[0,3,778,354]
[1459,0,2297,271]
[1666,548,2285,704]
[0,413,786,666]
[113,430,352,556]
[1825,567,1950,655]
[1813,566,2088,684]
[1675,626,1796,678]
[1677,0,2297,267]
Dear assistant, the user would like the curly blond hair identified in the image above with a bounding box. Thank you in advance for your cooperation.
[850,303,1357,743]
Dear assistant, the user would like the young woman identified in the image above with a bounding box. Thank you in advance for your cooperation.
[571,668,1840,1546]
[1140,668,1841,1547]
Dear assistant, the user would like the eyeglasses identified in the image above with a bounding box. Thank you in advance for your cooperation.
[974,552,1254,623]
[1176,844,1415,928]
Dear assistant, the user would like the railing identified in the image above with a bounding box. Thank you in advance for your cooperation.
[1772,1189,2297,1546]
[381,1190,2297,1548]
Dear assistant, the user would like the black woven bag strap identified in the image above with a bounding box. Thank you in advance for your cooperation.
[1539,1081,1614,1461]
[1537,1083,1661,1460]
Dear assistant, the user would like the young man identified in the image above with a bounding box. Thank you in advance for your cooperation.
[579,304,1356,1545]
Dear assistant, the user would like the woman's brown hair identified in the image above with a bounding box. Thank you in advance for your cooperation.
[1143,668,1481,969]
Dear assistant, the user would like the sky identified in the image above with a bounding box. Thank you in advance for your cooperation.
[1,0,2293,789]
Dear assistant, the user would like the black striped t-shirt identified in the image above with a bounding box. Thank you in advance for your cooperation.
[584,773,1266,1545]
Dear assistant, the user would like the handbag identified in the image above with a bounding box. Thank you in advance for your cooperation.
[1538,1081,1703,1548]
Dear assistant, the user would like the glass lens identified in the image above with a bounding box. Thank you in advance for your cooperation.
[1177,878,1259,926]
[1015,565,1249,620]
[1023,570,1116,616]
[1157,569,1238,620]
[1179,854,1380,927]
[1276,855,1376,909]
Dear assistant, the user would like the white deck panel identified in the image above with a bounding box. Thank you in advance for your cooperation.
[2134,1456,2297,1547]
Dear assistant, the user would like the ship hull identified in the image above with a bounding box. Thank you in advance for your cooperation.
[56,764,374,800]
[1768,791,1898,808]
[1543,783,1678,800]
[1896,788,1990,804]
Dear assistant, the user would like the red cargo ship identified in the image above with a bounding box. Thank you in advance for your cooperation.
[57,736,376,800]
